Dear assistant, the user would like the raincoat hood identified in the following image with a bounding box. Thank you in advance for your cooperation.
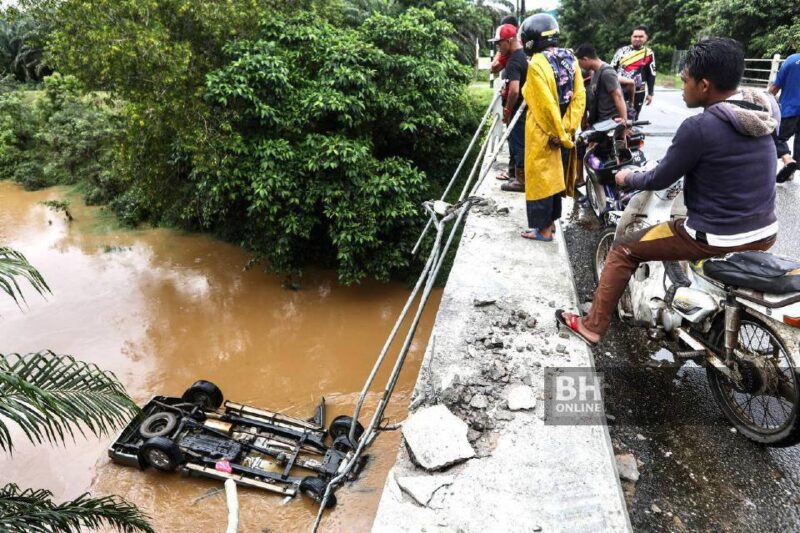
[707,88,780,137]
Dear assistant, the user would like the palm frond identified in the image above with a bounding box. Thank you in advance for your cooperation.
[0,247,50,309]
[0,483,154,533]
[0,351,139,452]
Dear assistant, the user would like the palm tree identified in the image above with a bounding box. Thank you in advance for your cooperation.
[0,16,48,82]
[0,247,153,533]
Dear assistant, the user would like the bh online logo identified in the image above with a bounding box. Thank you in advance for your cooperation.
[545,368,606,425]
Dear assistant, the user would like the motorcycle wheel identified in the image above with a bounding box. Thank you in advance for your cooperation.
[706,313,800,447]
[593,226,616,284]
[585,179,604,223]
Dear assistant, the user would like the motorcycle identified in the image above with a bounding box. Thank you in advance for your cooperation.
[593,176,800,446]
[580,119,649,225]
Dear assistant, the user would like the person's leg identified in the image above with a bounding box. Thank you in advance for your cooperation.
[776,116,799,182]
[524,196,555,240]
[501,109,526,192]
[633,91,645,119]
[580,219,775,340]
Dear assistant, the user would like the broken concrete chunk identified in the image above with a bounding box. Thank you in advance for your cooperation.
[494,409,515,421]
[507,385,537,411]
[615,453,640,482]
[403,405,475,471]
[473,298,496,307]
[395,474,455,507]
[469,394,489,409]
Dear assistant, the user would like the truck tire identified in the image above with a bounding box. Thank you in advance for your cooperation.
[181,380,224,409]
[139,412,178,438]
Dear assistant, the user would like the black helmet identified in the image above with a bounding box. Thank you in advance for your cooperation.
[520,14,559,56]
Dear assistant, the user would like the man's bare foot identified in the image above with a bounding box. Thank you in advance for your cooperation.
[575,317,601,343]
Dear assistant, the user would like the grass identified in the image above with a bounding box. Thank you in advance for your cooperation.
[467,81,495,110]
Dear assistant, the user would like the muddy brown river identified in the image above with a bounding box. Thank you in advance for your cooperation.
[0,181,441,532]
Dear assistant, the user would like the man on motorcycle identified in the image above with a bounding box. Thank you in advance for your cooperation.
[557,37,780,345]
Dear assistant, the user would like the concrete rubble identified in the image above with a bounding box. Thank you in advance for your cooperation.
[615,453,641,483]
[372,144,631,531]
[402,404,475,471]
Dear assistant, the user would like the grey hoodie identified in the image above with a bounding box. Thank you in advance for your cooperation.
[627,89,779,236]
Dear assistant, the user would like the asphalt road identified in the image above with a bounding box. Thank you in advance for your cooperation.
[563,88,800,532]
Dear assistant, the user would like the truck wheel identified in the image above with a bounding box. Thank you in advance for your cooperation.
[329,415,364,442]
[181,380,223,409]
[139,412,178,438]
[331,434,356,453]
[300,476,336,508]
[139,437,183,472]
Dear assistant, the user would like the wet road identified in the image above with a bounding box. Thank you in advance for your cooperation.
[563,88,800,532]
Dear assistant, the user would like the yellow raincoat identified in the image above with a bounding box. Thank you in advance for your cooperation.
[522,52,586,201]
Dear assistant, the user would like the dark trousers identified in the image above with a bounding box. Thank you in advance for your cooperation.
[584,219,775,336]
[508,108,527,169]
[774,115,800,159]
[633,91,646,119]
[525,146,569,229]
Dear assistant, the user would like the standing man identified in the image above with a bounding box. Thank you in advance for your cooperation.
[611,26,656,119]
[518,13,585,241]
[769,53,800,182]
[491,23,528,193]
[576,44,629,125]
[490,16,519,182]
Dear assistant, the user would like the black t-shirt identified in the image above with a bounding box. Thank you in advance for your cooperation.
[589,63,621,124]
[504,48,528,113]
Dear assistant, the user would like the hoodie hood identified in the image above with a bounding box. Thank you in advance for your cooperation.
[707,88,780,137]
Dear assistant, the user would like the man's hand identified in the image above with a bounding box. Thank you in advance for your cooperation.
[645,94,653,106]
[615,168,632,187]
[548,136,561,148]
[503,107,511,125]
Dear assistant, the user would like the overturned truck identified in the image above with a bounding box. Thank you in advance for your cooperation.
[108,380,366,507]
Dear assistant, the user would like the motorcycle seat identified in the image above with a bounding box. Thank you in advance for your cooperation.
[700,251,800,295]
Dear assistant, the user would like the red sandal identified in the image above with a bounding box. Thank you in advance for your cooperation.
[555,310,598,347]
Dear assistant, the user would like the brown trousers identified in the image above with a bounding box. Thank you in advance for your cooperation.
[584,219,776,336]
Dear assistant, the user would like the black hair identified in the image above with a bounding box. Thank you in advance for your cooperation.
[575,43,598,60]
[499,15,518,27]
[684,37,744,92]
[633,25,648,35]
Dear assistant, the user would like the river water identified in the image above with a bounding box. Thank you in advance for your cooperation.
[0,181,441,532]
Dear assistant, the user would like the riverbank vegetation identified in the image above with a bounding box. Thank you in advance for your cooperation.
[1,0,511,284]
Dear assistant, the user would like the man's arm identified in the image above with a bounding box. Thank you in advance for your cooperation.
[622,117,703,190]
[491,51,506,75]
[505,80,520,123]
[768,83,781,97]
[611,87,628,124]
[610,47,622,70]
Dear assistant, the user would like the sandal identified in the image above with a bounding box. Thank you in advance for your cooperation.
[520,228,553,242]
[555,310,598,347]
[501,180,525,192]
[495,170,511,181]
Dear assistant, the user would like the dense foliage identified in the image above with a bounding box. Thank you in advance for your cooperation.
[2,0,486,283]
[0,74,121,195]
[559,0,800,69]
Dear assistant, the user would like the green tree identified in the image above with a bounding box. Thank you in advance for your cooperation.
[0,247,152,533]
[24,1,480,283]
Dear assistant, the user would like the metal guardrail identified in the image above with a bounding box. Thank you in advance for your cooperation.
[672,51,783,89]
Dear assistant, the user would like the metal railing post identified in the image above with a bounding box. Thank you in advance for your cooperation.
[769,53,782,85]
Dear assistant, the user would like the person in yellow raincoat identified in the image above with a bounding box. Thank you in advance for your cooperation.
[518,14,586,242]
